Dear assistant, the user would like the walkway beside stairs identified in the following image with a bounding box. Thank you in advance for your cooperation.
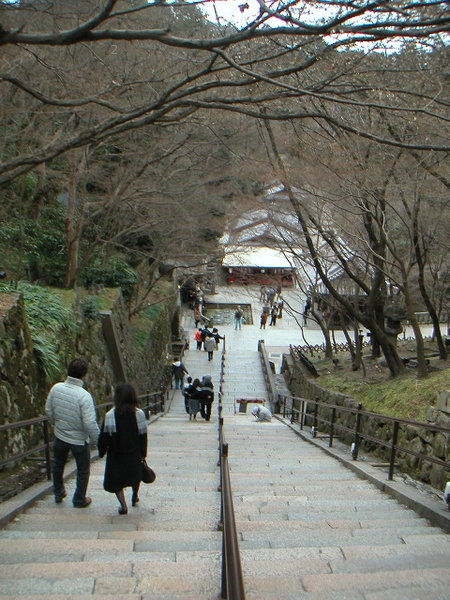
[0,285,449,599]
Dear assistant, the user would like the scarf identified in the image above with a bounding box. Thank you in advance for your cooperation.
[103,407,147,435]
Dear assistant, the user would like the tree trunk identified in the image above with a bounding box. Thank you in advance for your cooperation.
[403,288,428,378]
[312,309,333,359]
[64,173,78,289]
[411,196,447,359]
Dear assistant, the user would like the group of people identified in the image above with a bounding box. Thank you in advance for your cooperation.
[183,375,215,421]
[170,359,215,421]
[260,294,284,329]
[194,325,224,360]
[45,358,148,516]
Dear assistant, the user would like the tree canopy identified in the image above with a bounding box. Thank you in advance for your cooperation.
[0,0,448,184]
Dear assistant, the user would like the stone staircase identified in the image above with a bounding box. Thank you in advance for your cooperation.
[224,416,450,599]
[0,385,223,599]
[0,306,449,599]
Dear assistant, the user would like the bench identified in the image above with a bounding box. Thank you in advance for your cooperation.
[235,397,266,413]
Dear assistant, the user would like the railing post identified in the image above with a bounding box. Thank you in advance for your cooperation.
[329,407,336,448]
[352,403,362,460]
[312,401,318,437]
[300,399,305,430]
[43,420,52,480]
[388,420,400,480]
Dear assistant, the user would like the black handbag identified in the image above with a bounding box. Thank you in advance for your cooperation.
[141,459,156,484]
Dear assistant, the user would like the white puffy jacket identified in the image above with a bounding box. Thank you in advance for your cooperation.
[45,377,100,445]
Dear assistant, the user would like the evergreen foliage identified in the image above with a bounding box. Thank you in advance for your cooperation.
[80,256,139,301]
[0,282,77,381]
[0,205,66,284]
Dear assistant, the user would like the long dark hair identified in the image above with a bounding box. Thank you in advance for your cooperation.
[114,382,138,417]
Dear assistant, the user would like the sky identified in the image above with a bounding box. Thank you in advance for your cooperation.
[199,0,266,27]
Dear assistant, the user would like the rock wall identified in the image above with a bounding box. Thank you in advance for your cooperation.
[0,293,48,466]
[0,287,177,472]
[282,354,450,491]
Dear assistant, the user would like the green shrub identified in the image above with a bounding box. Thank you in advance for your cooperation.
[81,296,101,320]
[0,282,77,380]
[0,206,67,284]
[80,256,138,300]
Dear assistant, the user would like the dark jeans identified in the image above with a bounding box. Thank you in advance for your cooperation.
[200,400,213,421]
[52,437,90,506]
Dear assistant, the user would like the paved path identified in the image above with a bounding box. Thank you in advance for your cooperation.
[0,285,448,599]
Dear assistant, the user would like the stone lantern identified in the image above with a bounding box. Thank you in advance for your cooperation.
[384,303,408,347]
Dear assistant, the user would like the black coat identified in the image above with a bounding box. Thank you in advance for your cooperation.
[98,411,147,493]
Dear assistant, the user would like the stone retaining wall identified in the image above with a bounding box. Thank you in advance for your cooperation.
[0,287,177,475]
[0,293,48,468]
[281,354,450,491]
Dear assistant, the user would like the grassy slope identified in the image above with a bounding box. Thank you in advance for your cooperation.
[317,368,449,421]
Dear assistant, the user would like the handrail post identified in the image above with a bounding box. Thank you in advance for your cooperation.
[388,420,400,480]
[312,401,318,437]
[352,403,362,460]
[300,399,305,430]
[329,407,336,448]
[43,420,52,480]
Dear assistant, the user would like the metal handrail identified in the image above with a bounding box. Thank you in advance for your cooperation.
[0,390,166,479]
[217,341,246,600]
[279,393,450,480]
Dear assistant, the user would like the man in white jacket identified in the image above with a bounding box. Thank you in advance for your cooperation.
[45,358,99,508]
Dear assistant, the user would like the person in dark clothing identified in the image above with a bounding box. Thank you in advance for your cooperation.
[195,375,214,421]
[277,296,284,318]
[98,383,148,515]
[171,360,188,389]
[303,298,311,325]
[200,325,211,349]
[211,327,224,349]
[187,378,201,420]
[269,304,278,326]
[183,376,193,413]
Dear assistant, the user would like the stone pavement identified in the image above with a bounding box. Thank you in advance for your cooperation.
[0,284,449,599]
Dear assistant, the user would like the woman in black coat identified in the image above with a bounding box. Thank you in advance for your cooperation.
[98,383,147,515]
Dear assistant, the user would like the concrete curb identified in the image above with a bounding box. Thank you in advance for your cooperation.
[0,460,80,529]
[277,416,450,533]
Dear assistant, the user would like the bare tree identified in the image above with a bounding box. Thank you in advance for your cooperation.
[0,0,448,187]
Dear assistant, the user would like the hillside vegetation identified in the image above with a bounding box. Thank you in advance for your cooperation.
[312,339,449,422]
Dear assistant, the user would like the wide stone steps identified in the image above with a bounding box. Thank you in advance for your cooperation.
[222,416,450,599]
[1,301,448,599]
[0,397,223,600]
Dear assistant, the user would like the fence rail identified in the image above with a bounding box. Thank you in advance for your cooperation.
[278,394,450,481]
[292,340,372,357]
[0,391,166,481]
[217,340,246,600]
